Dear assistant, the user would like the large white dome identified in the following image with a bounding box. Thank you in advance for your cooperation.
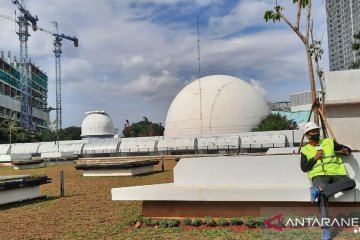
[81,111,114,138]
[164,75,269,136]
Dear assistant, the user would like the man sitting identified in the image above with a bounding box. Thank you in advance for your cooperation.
[300,122,356,240]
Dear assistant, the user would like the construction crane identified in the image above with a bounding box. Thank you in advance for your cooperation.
[12,0,38,129]
[37,22,78,131]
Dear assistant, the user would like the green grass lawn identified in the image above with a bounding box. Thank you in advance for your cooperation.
[0,161,358,239]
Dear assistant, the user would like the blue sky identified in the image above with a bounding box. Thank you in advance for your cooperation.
[0,0,329,129]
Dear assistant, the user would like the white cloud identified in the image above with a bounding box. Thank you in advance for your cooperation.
[207,0,273,37]
[121,55,144,69]
[122,70,183,99]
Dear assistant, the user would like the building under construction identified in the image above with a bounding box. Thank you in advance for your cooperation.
[326,0,360,71]
[0,51,49,132]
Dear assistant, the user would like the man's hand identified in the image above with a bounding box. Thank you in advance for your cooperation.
[335,148,350,156]
[314,150,323,160]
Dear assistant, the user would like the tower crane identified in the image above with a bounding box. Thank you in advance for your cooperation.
[37,22,78,131]
[12,0,38,129]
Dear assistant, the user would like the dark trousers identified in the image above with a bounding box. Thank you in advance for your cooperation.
[312,175,356,228]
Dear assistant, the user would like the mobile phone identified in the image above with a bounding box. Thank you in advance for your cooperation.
[316,146,322,151]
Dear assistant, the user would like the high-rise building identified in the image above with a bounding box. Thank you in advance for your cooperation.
[326,0,360,71]
[0,51,49,132]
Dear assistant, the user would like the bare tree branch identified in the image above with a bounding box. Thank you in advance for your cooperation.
[295,0,302,30]
[305,0,312,42]
[279,11,307,44]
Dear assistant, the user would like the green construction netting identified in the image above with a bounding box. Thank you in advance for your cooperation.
[0,71,20,88]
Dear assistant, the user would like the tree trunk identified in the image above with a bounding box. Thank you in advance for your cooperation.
[305,44,319,125]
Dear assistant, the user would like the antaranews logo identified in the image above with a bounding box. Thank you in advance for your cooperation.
[264,214,283,231]
[264,214,360,231]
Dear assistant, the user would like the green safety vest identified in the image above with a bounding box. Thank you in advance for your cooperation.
[301,138,348,179]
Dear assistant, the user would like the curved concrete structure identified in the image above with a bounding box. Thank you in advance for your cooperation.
[164,75,269,137]
[81,111,114,138]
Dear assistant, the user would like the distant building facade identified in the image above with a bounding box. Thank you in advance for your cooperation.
[326,0,360,71]
[0,51,49,132]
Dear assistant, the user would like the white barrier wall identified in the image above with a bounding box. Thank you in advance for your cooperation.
[112,153,360,202]
[82,139,120,154]
[0,129,312,156]
[0,144,10,155]
[197,135,239,150]
[119,138,158,153]
[157,137,197,152]
[10,143,40,155]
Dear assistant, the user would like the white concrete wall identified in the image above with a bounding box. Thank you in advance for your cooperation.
[197,135,239,150]
[326,104,360,150]
[112,153,360,202]
[157,137,197,151]
[325,70,360,104]
[173,155,310,188]
[325,70,360,150]
[119,138,157,153]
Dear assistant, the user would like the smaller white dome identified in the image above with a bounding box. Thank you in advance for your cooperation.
[81,111,114,138]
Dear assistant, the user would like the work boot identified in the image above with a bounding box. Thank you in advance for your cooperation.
[310,186,320,203]
[321,228,332,240]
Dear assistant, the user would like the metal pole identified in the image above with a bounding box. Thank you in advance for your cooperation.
[161,156,165,172]
[60,170,64,197]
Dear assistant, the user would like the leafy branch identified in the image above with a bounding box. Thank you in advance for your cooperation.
[263,0,320,124]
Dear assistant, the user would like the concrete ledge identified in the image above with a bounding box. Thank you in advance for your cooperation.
[14,163,45,170]
[111,183,357,202]
[76,160,159,176]
[0,175,51,205]
[266,147,298,154]
[12,159,45,170]
[83,166,155,176]
[76,160,159,170]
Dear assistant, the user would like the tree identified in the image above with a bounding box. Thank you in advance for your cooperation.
[35,126,81,142]
[252,113,297,131]
[0,120,35,144]
[264,0,320,124]
[122,117,164,137]
[34,129,57,142]
[350,31,360,69]
[58,126,81,140]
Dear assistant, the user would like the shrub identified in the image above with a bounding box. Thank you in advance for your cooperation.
[252,113,297,131]
[143,218,159,226]
[166,219,180,227]
[230,217,243,226]
[243,216,257,228]
[182,218,192,226]
[158,219,168,228]
[254,216,267,228]
[216,217,229,226]
[203,216,216,227]
[192,218,202,227]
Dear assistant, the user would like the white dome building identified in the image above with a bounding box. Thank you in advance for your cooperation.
[81,111,115,139]
[164,75,269,137]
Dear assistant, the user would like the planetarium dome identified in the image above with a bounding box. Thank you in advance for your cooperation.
[164,75,269,137]
[81,111,115,139]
